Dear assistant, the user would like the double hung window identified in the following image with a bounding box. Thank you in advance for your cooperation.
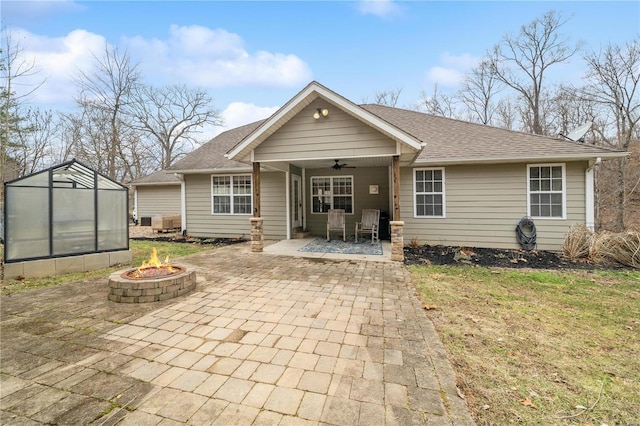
[414,168,445,217]
[528,164,565,218]
[311,176,353,213]
[211,175,252,214]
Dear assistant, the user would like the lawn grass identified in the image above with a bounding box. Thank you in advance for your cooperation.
[0,240,213,295]
[411,265,640,425]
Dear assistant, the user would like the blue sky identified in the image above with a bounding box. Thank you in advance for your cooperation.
[3,0,639,136]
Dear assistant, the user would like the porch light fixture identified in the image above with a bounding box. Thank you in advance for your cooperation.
[313,108,329,119]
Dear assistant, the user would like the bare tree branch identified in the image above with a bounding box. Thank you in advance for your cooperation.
[488,10,582,135]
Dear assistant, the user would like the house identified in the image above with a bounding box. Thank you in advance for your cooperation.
[166,81,626,260]
[129,170,182,227]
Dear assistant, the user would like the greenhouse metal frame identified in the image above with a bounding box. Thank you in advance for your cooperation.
[4,159,129,263]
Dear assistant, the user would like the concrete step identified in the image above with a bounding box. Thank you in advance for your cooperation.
[293,229,311,239]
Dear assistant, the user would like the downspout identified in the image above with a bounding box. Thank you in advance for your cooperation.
[585,157,600,231]
[175,173,186,234]
[133,186,138,224]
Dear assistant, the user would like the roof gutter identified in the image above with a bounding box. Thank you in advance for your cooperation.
[414,151,628,166]
[165,167,254,174]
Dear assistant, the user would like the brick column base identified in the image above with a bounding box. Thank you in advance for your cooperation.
[250,217,264,252]
[390,221,405,262]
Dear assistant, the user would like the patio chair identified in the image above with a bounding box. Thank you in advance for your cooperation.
[355,209,380,244]
[326,209,346,242]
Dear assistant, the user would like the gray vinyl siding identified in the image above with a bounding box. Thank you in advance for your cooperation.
[305,166,391,238]
[401,162,587,251]
[184,172,286,240]
[136,185,181,218]
[261,172,287,239]
[254,99,397,162]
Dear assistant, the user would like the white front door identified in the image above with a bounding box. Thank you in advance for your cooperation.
[292,174,303,228]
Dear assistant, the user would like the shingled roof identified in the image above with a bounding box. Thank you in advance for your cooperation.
[167,120,264,173]
[164,99,624,173]
[361,104,624,164]
[128,169,181,186]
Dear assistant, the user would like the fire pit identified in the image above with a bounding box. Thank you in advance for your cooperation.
[108,248,196,303]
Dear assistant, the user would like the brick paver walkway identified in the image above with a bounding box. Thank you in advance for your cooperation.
[0,242,474,425]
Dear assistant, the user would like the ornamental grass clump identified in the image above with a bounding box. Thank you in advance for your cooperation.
[596,229,640,269]
[563,226,640,269]
[562,224,593,260]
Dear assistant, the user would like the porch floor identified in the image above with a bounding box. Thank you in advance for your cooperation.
[264,237,393,262]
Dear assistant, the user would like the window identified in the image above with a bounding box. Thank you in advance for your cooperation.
[528,164,565,218]
[211,175,252,215]
[311,176,353,213]
[414,168,445,217]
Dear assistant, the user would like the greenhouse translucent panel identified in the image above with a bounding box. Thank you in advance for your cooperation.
[98,190,128,250]
[97,174,123,190]
[5,187,50,261]
[8,170,49,187]
[52,188,96,255]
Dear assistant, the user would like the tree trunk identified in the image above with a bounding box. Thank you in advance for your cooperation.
[614,157,626,231]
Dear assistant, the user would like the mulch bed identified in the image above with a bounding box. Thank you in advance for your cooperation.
[132,235,631,270]
[130,236,247,247]
[403,244,631,270]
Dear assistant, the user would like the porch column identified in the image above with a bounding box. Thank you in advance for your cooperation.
[251,162,263,252]
[391,156,404,261]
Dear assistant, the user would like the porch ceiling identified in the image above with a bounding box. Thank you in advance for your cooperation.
[285,156,392,170]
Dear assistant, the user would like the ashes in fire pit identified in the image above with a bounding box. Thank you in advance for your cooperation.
[108,248,196,303]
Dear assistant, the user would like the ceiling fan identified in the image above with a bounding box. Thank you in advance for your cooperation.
[331,159,355,170]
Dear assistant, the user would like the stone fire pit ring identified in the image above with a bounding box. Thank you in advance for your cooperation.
[108,265,196,303]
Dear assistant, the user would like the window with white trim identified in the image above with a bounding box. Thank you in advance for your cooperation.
[311,176,353,213]
[528,164,565,218]
[211,175,252,215]
[414,168,445,217]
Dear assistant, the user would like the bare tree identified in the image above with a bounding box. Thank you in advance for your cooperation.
[494,96,518,130]
[73,44,140,180]
[581,38,640,231]
[363,88,403,107]
[1,26,46,183]
[420,84,460,118]
[127,84,222,169]
[13,107,56,175]
[456,59,501,125]
[489,10,581,135]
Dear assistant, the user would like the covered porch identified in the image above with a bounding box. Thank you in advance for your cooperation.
[224,82,424,261]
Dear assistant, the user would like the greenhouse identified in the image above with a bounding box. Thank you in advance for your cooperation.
[4,159,129,264]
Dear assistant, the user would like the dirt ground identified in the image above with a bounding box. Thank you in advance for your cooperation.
[403,244,632,270]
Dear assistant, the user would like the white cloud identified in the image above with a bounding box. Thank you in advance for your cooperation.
[222,102,278,129]
[7,24,311,110]
[8,28,106,108]
[426,66,465,87]
[358,0,402,18]
[425,52,480,88]
[199,102,279,141]
[125,24,312,88]
[2,0,83,20]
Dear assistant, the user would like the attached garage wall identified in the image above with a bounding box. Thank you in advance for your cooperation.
[136,185,181,218]
[184,172,286,240]
[400,161,587,251]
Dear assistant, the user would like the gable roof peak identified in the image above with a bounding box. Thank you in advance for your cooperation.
[225,81,424,161]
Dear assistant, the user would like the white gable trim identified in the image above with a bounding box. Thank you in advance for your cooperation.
[225,81,424,161]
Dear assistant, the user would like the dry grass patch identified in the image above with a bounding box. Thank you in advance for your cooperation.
[411,265,640,425]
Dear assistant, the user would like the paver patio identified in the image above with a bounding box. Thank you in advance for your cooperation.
[0,242,474,425]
